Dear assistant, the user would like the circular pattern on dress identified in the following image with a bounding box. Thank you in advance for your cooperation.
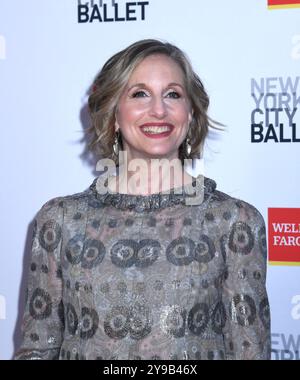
[104,305,130,339]
[145,274,167,306]
[80,307,99,340]
[65,234,84,265]
[259,297,270,329]
[211,301,227,334]
[29,288,52,320]
[258,225,267,257]
[81,239,106,269]
[129,303,152,340]
[110,239,138,268]
[166,237,195,266]
[66,303,78,335]
[228,222,254,255]
[230,294,257,326]
[136,239,161,268]
[188,303,209,336]
[160,305,187,338]
[39,220,62,252]
[193,235,216,263]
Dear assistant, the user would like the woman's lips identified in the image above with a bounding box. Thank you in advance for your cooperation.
[139,123,174,139]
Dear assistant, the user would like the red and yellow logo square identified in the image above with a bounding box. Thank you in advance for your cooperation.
[268,0,300,9]
[268,208,300,266]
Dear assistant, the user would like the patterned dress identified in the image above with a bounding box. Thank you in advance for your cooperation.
[14,174,271,360]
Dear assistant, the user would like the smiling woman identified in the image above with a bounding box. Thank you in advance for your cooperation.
[14,39,271,360]
[87,39,222,194]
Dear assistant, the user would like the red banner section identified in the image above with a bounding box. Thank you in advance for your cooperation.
[268,0,300,9]
[268,208,300,265]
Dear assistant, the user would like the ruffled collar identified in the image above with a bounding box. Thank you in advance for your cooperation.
[89,174,216,212]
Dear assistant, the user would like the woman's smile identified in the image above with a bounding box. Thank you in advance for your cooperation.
[139,122,174,138]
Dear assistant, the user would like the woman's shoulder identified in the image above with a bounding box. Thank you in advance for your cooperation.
[35,182,93,220]
[206,179,265,225]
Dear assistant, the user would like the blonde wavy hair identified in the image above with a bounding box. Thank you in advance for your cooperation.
[87,39,222,165]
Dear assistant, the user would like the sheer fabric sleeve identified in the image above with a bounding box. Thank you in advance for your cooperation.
[222,202,271,360]
[14,197,65,360]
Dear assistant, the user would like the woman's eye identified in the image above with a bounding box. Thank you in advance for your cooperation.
[166,91,181,99]
[131,90,148,98]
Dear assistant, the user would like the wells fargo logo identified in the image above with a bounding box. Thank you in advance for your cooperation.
[268,208,300,266]
[268,0,300,9]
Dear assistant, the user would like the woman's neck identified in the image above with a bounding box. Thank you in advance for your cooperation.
[107,158,194,196]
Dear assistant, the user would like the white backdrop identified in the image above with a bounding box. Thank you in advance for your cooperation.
[0,0,299,360]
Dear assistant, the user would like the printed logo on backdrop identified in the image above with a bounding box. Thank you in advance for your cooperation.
[268,0,300,9]
[0,294,6,320]
[78,0,149,23]
[272,333,300,360]
[268,208,300,266]
[251,77,300,143]
[0,35,6,60]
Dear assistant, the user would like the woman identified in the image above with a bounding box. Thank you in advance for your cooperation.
[14,39,271,360]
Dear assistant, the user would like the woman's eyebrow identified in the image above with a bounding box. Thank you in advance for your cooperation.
[127,83,146,91]
[168,82,185,89]
[127,82,185,91]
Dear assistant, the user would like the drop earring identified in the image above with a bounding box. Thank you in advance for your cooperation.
[185,137,191,156]
[113,130,120,157]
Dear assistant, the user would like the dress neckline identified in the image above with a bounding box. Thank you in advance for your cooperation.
[89,174,216,212]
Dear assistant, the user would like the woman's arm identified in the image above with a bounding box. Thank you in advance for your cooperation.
[14,197,65,360]
[222,201,271,360]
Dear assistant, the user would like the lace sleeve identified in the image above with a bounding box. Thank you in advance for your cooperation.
[14,198,65,360]
[222,201,271,360]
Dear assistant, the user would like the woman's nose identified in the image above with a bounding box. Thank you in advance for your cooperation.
[148,96,168,119]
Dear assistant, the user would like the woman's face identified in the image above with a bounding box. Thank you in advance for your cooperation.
[115,54,193,162]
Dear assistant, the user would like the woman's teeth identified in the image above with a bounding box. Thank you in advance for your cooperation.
[142,126,171,134]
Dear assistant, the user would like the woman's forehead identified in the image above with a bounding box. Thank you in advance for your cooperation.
[126,54,186,85]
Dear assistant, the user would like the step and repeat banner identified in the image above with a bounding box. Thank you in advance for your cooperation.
[0,0,299,360]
